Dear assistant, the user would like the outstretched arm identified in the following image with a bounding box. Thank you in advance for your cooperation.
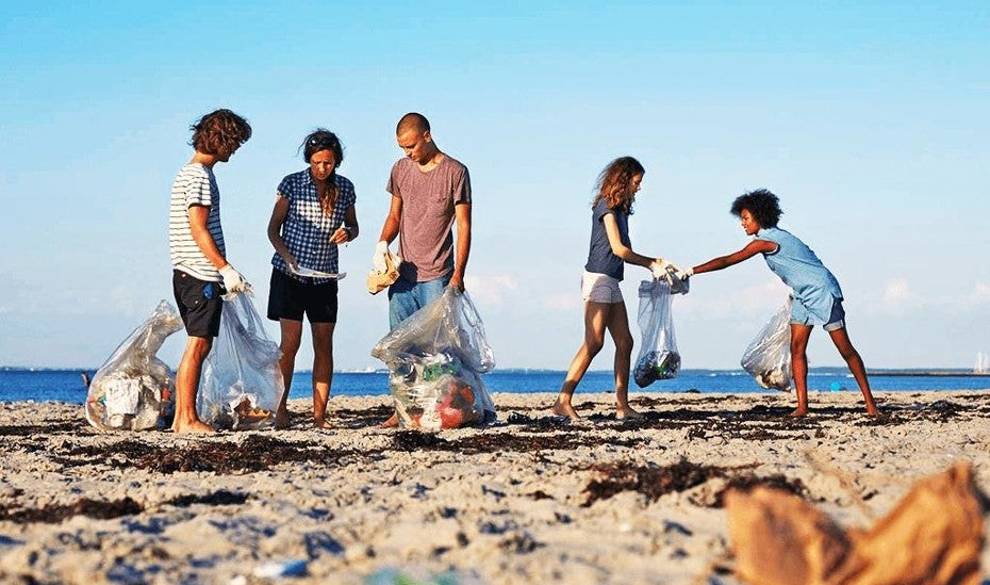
[692,239,777,275]
[603,213,655,267]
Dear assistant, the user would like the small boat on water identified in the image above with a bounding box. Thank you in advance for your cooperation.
[976,352,989,375]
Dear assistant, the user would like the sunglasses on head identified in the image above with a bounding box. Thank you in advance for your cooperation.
[308,135,336,148]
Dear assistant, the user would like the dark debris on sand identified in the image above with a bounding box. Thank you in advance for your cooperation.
[582,458,807,508]
[332,404,395,429]
[136,435,350,474]
[167,490,249,508]
[50,435,353,474]
[0,497,143,524]
[582,399,972,440]
[0,489,251,524]
[0,419,89,438]
[392,430,643,454]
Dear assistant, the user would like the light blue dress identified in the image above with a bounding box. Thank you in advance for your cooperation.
[755,227,843,325]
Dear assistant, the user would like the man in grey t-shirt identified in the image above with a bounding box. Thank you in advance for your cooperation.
[373,113,473,330]
[372,113,473,428]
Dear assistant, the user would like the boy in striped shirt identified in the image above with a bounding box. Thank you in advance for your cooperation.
[168,109,252,433]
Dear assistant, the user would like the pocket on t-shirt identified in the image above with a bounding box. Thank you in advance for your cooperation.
[432,190,448,204]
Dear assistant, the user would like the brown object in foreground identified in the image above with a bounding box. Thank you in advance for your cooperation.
[367,251,401,294]
[725,462,987,585]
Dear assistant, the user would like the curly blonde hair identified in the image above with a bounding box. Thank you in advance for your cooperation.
[190,109,252,157]
[593,156,644,212]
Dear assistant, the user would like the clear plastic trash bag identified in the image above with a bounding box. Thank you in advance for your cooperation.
[198,292,286,430]
[85,300,182,431]
[740,299,793,391]
[634,279,682,388]
[372,289,496,430]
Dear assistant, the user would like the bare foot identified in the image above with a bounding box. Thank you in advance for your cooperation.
[865,405,880,417]
[380,413,399,428]
[550,398,580,421]
[616,406,643,420]
[274,411,291,430]
[787,407,809,418]
[172,418,215,434]
[313,418,333,429]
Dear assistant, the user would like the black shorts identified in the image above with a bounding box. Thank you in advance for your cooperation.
[172,270,224,337]
[267,268,339,323]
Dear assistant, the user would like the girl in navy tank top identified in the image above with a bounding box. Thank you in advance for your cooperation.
[551,157,686,421]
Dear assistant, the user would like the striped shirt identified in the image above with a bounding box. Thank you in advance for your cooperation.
[271,170,356,284]
[168,163,225,282]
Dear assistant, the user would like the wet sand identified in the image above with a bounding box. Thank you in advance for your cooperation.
[1,390,989,584]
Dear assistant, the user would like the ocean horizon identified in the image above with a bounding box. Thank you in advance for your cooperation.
[2,366,988,405]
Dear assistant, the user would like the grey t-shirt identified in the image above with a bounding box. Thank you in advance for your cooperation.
[386,156,471,282]
[585,199,630,281]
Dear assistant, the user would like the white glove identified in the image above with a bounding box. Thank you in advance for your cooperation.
[219,264,249,294]
[672,266,694,280]
[649,258,670,279]
[372,241,389,273]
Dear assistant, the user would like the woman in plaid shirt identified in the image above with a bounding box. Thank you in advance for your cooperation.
[267,129,359,428]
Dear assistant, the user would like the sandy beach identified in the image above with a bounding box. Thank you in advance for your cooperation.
[1,390,988,584]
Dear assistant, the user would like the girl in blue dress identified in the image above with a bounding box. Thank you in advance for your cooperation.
[684,189,879,417]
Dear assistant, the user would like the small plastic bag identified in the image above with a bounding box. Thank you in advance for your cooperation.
[634,279,682,388]
[198,292,286,429]
[372,289,496,430]
[740,299,792,391]
[85,300,182,431]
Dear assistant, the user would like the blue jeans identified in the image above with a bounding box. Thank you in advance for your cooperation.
[388,273,451,330]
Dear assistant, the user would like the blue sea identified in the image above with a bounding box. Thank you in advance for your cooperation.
[1,367,988,404]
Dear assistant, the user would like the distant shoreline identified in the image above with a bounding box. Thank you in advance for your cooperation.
[4,366,990,377]
[868,370,990,377]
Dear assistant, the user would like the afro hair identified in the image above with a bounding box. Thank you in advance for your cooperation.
[730,188,782,228]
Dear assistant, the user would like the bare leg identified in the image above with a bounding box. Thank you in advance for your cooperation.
[274,319,303,429]
[828,326,879,416]
[788,324,813,417]
[311,322,335,428]
[172,336,215,434]
[605,302,641,419]
[551,302,610,421]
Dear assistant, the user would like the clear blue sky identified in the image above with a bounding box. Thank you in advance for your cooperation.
[2,1,988,371]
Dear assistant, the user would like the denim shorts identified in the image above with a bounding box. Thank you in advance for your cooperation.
[790,297,846,331]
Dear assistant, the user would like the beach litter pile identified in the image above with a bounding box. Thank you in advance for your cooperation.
[198,292,285,430]
[84,300,182,431]
[634,279,681,388]
[741,299,793,391]
[725,462,987,585]
[372,288,496,430]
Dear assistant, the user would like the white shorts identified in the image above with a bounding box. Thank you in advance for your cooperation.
[581,271,624,304]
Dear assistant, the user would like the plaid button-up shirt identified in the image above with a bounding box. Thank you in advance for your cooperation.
[271,170,356,284]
